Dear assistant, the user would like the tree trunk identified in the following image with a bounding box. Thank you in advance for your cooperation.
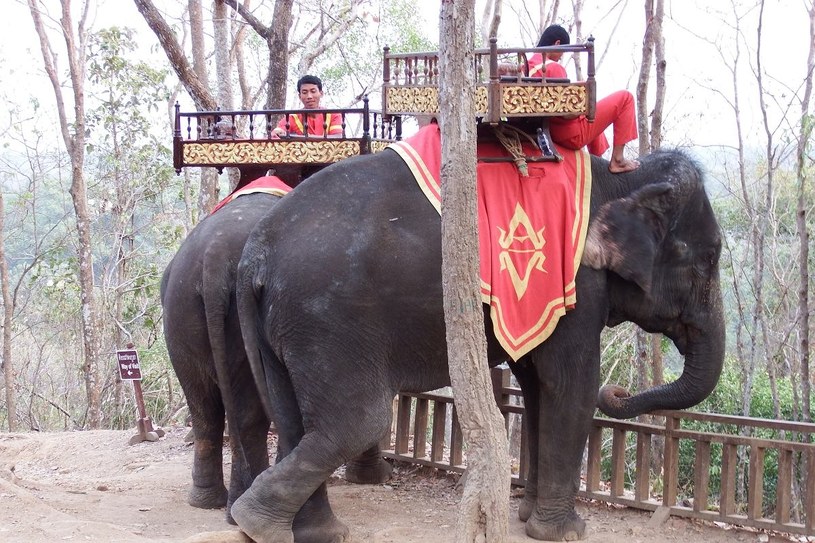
[753,0,773,423]
[213,1,241,189]
[133,0,217,111]
[571,0,584,79]
[111,84,126,423]
[634,0,667,479]
[265,0,293,109]
[439,2,510,542]
[635,0,667,390]
[636,0,654,155]
[233,3,253,110]
[188,0,220,214]
[537,0,559,35]
[650,0,665,150]
[218,0,293,109]
[479,0,502,43]
[29,0,104,429]
[479,0,494,43]
[0,190,17,432]
[795,0,814,424]
[213,0,233,111]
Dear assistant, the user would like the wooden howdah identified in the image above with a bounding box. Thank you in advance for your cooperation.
[382,37,596,124]
[172,97,400,174]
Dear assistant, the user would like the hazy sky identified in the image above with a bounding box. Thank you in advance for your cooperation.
[417,0,811,151]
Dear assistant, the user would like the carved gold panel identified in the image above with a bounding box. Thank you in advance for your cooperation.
[501,85,588,116]
[384,83,588,118]
[182,140,362,165]
[385,86,488,115]
[370,140,393,153]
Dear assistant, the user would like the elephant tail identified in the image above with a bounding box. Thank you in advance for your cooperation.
[235,250,275,423]
[201,259,251,470]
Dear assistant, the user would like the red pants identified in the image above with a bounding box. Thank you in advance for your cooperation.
[549,90,637,156]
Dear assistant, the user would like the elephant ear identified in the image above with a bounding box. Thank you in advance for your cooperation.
[582,182,675,293]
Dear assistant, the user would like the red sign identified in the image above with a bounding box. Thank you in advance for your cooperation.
[117,350,143,381]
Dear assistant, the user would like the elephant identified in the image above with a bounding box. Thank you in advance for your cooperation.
[160,190,279,519]
[230,144,725,542]
[160,180,392,523]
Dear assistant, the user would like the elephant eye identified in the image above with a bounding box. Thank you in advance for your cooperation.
[671,240,689,259]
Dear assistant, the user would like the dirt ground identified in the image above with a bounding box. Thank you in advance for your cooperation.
[0,427,804,543]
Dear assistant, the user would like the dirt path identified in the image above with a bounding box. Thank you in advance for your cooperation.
[0,427,793,542]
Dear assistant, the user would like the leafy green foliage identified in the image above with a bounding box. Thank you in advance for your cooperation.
[596,360,815,518]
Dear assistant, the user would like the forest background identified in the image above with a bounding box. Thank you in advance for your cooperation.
[0,0,813,516]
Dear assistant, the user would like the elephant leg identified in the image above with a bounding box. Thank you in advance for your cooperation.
[187,389,228,509]
[524,332,600,542]
[232,433,352,543]
[225,393,270,524]
[510,360,540,523]
[343,445,392,484]
[231,352,349,543]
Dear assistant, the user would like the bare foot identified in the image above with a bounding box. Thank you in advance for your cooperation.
[609,157,640,173]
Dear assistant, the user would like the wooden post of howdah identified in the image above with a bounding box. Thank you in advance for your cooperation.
[118,343,165,444]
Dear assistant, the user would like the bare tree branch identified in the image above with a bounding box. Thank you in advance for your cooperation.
[296,3,361,76]
[132,0,217,110]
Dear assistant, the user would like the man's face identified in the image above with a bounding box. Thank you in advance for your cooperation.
[298,83,323,109]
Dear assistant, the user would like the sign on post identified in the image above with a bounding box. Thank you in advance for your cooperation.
[116,349,143,381]
[117,345,163,444]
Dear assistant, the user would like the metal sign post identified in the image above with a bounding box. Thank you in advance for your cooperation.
[117,344,165,445]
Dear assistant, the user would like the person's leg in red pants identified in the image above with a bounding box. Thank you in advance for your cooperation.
[550,90,639,173]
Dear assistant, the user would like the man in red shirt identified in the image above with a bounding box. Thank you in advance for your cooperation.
[531,25,639,173]
[272,75,343,137]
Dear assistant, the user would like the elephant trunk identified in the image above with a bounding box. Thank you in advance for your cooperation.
[597,299,725,420]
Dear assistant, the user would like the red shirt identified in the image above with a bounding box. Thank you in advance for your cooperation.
[276,111,343,136]
[528,54,568,80]
[544,62,567,79]
[528,52,545,78]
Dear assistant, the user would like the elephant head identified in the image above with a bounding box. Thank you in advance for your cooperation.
[582,151,725,419]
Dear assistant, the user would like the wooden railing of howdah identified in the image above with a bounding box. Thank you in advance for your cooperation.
[382,37,597,124]
[382,367,815,537]
[172,96,401,174]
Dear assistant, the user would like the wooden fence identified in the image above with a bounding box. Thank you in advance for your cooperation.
[380,367,815,537]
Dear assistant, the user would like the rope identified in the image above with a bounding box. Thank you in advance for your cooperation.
[492,124,540,177]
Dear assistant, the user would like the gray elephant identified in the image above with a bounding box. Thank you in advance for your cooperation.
[161,189,279,519]
[160,179,391,523]
[231,146,724,542]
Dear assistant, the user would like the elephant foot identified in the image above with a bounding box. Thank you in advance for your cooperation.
[525,510,586,541]
[188,483,228,509]
[226,479,256,525]
[343,457,392,485]
[517,493,536,522]
[231,487,294,543]
[292,502,349,543]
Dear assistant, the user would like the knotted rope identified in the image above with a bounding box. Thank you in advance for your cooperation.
[492,124,540,177]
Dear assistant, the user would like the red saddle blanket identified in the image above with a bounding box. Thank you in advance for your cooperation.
[389,124,592,360]
[211,175,292,214]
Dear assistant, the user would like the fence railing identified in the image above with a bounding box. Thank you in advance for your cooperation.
[380,367,815,537]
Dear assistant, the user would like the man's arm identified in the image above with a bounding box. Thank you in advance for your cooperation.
[272,114,304,137]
